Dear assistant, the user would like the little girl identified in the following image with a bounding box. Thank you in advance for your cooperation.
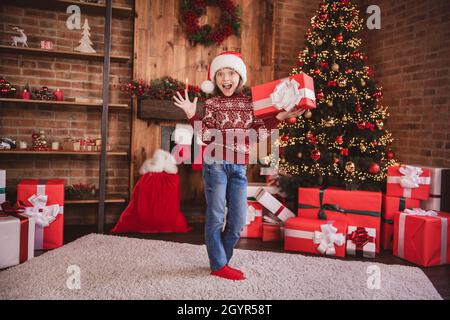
[173,52,304,280]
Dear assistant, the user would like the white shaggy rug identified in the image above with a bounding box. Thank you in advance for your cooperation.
[0,234,442,300]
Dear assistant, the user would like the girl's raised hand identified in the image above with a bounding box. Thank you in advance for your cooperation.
[173,89,198,119]
[276,108,306,122]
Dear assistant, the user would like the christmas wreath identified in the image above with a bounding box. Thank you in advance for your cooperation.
[180,0,242,47]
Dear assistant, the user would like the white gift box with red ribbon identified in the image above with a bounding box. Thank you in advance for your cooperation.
[346,226,376,258]
[255,187,295,223]
[386,165,431,200]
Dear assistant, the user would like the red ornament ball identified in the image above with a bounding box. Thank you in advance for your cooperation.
[286,117,297,124]
[386,150,395,160]
[319,13,328,21]
[336,34,344,42]
[335,136,343,144]
[369,162,380,174]
[281,134,289,142]
[311,149,321,161]
[355,104,362,113]
[316,91,324,100]
[314,68,321,75]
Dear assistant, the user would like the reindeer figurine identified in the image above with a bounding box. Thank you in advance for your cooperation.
[11,27,28,47]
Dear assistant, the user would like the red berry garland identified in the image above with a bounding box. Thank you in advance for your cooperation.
[180,0,241,47]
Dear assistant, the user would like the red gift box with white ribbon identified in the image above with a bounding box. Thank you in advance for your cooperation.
[284,217,347,257]
[393,208,449,267]
[381,195,420,250]
[252,73,316,119]
[17,179,64,250]
[386,165,431,200]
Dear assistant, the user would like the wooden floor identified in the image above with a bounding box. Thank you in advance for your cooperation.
[58,223,450,300]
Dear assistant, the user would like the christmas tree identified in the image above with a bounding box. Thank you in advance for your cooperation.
[277,0,396,198]
[74,18,96,53]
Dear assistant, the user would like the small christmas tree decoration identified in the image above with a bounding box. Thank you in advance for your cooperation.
[74,19,96,53]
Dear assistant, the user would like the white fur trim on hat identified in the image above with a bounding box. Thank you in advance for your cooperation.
[201,80,215,94]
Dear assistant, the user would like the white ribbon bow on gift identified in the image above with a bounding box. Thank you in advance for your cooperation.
[313,223,346,256]
[23,194,60,227]
[270,78,315,112]
[399,165,423,189]
[403,208,438,217]
[245,205,256,226]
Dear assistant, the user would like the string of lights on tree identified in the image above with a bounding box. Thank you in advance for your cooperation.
[275,0,397,195]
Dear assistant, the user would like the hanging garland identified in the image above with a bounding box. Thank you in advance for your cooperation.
[180,0,242,47]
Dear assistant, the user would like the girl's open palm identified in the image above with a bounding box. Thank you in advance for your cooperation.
[173,90,198,119]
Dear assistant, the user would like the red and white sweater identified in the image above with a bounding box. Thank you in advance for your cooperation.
[188,93,280,164]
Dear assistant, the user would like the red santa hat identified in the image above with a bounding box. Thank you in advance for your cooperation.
[201,51,247,94]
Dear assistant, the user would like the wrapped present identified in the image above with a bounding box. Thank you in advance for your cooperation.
[420,167,450,212]
[17,179,64,250]
[346,226,376,258]
[255,187,295,222]
[0,202,35,269]
[240,199,263,238]
[284,217,347,257]
[381,195,420,250]
[386,165,431,200]
[0,169,5,204]
[252,73,316,119]
[298,188,382,252]
[262,222,283,242]
[393,208,449,267]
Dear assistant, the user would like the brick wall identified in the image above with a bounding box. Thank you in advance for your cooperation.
[362,0,450,167]
[0,0,134,225]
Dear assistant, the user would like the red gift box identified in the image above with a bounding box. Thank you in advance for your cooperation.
[252,73,316,119]
[297,188,382,252]
[17,179,64,250]
[240,200,263,238]
[386,165,431,200]
[284,217,347,257]
[262,222,282,242]
[393,209,449,267]
[381,195,420,250]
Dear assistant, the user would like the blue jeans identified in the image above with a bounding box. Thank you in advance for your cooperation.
[202,161,248,271]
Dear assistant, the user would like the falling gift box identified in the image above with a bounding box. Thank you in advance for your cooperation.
[252,72,316,119]
[284,217,347,258]
[17,179,64,250]
[346,226,376,258]
[393,209,450,267]
[386,165,431,200]
[255,187,295,223]
[0,169,5,204]
[297,188,382,252]
[0,204,35,269]
[241,183,285,238]
[420,167,450,212]
[381,195,420,250]
[240,200,263,238]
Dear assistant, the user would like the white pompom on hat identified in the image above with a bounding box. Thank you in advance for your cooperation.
[201,51,247,94]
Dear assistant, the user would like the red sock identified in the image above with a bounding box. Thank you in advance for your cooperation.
[227,265,244,277]
[211,265,245,281]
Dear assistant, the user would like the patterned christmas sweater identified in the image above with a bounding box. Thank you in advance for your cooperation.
[188,93,281,164]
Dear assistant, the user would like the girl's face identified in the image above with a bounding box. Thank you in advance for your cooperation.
[215,68,241,97]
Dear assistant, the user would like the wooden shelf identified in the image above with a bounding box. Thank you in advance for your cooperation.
[0,45,130,63]
[0,150,128,156]
[66,195,127,204]
[0,98,129,110]
[3,0,134,17]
